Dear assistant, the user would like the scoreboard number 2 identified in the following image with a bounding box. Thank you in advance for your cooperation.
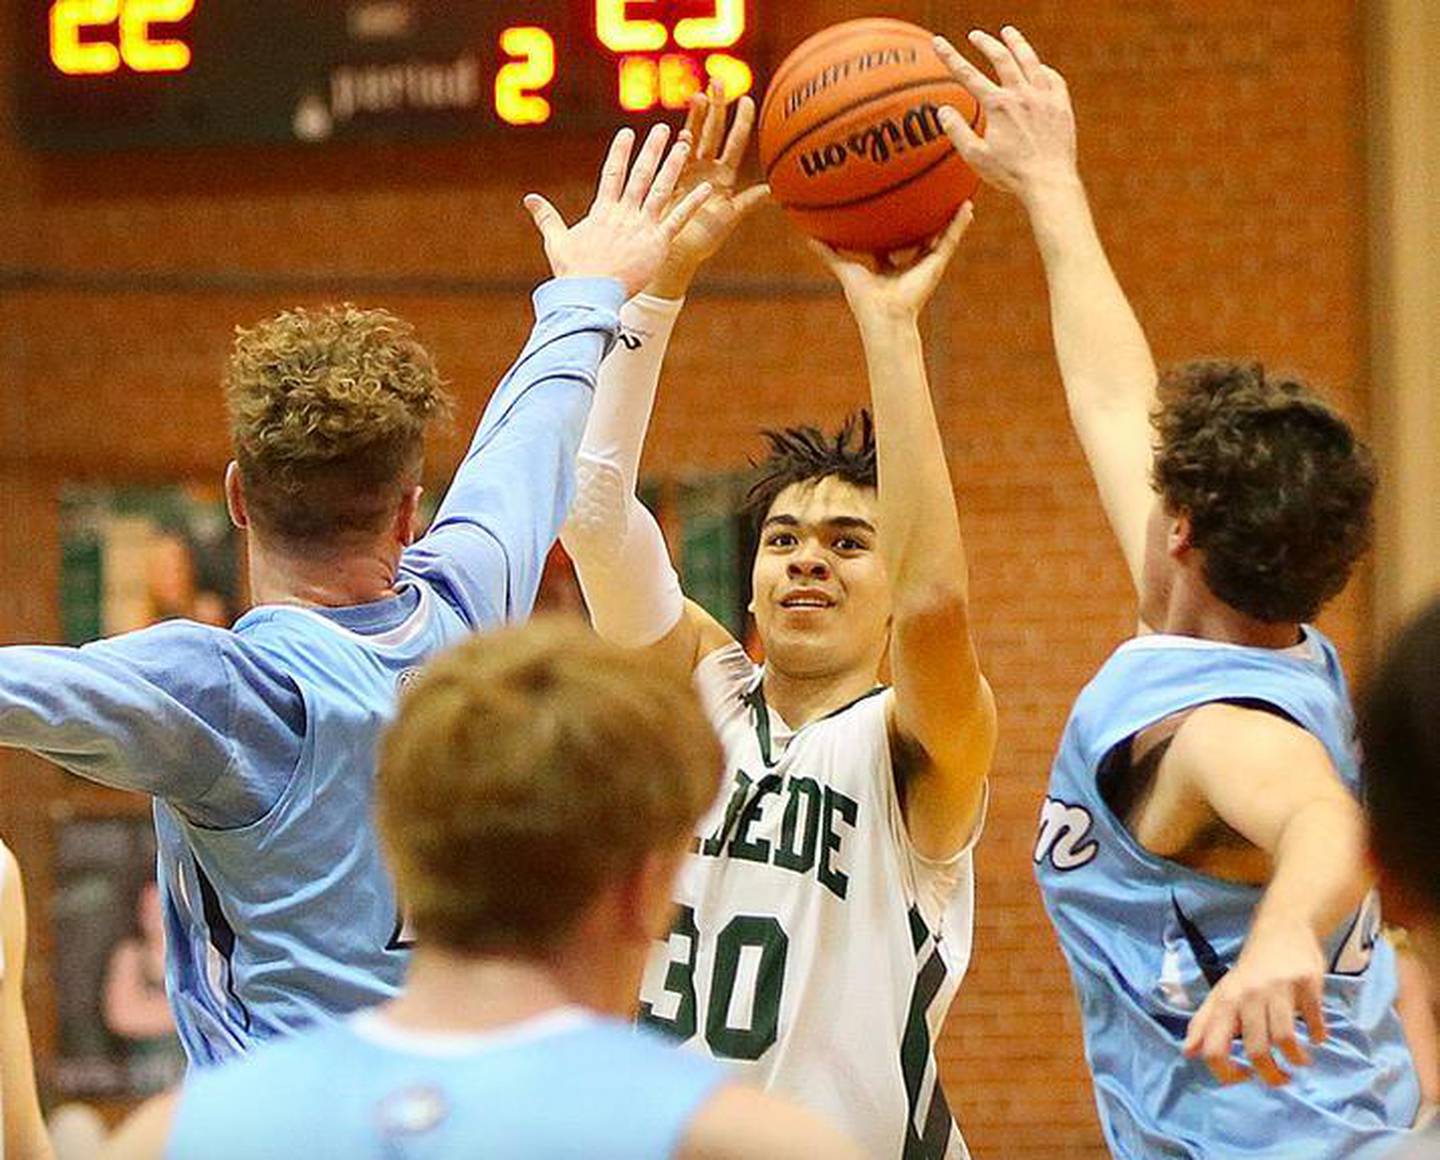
[496,27,557,126]
[51,0,196,76]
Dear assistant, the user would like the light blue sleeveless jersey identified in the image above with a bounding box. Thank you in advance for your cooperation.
[156,583,471,1064]
[168,1009,728,1159]
[1035,629,1418,1159]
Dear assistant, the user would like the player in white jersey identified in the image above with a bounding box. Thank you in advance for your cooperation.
[561,89,997,1159]
[0,843,51,1159]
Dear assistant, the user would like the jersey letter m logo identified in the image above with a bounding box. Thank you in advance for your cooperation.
[1034,797,1099,871]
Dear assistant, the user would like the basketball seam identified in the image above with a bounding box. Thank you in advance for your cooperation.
[761,75,963,179]
[761,24,934,121]
[780,101,982,213]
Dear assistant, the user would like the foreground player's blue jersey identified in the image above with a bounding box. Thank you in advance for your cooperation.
[1035,629,1418,1159]
[0,278,624,1065]
[168,1009,728,1159]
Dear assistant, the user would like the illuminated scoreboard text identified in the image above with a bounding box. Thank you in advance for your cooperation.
[22,1,764,149]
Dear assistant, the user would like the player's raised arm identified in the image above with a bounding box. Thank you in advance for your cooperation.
[401,124,712,626]
[808,213,996,860]
[937,26,1157,599]
[562,87,769,680]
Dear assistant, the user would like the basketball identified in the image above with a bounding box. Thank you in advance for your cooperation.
[759,18,984,254]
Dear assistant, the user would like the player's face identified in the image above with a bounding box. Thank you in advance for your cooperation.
[750,477,891,680]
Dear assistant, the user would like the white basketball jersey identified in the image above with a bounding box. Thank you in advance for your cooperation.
[639,645,980,1160]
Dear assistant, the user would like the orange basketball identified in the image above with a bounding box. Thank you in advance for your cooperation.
[759,18,984,254]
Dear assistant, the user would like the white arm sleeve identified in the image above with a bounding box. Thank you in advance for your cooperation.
[561,294,686,648]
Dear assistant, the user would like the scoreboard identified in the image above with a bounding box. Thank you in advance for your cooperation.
[18,1,764,150]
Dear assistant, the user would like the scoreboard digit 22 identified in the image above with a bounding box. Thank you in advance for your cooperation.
[18,1,763,150]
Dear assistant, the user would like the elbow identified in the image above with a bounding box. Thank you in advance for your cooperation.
[892,582,971,632]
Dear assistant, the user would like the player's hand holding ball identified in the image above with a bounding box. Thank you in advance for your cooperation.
[810,203,974,327]
[1182,920,1328,1087]
[524,125,712,298]
[933,26,1080,206]
[648,81,771,300]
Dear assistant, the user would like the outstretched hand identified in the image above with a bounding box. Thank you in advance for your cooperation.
[1183,923,1328,1088]
[809,203,974,324]
[933,26,1080,204]
[648,81,771,298]
[524,125,713,298]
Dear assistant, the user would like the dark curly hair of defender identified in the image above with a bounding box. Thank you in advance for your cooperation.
[1152,361,1376,624]
[741,410,877,529]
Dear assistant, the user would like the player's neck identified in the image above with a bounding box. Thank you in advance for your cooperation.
[386,945,635,1033]
[762,664,883,730]
[246,538,402,609]
[1159,580,1302,649]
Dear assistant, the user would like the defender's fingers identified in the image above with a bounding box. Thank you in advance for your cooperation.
[1297,979,1328,1046]
[934,36,1002,100]
[731,182,771,219]
[622,124,672,207]
[643,141,692,217]
[1189,1010,1249,1086]
[660,180,714,238]
[698,79,728,159]
[1239,999,1288,1087]
[1268,994,1312,1069]
[681,92,708,146]
[1209,1055,1251,1085]
[968,29,1026,89]
[939,106,987,165]
[719,95,758,171]
[595,128,636,205]
[999,25,1049,87]
[523,194,567,246]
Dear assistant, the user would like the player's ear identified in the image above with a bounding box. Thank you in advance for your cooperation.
[1168,510,1193,557]
[626,847,687,943]
[396,485,424,548]
[224,462,249,531]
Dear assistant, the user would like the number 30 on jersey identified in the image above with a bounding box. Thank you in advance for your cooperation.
[639,906,788,1061]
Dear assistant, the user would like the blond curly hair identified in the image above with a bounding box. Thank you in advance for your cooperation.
[225,304,452,548]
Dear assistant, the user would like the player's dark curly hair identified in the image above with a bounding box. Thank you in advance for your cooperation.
[741,410,877,528]
[1152,361,1376,624]
[1362,599,1440,912]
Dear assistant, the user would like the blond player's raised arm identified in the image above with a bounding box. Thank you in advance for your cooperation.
[561,86,768,680]
[2,846,54,1160]
[937,26,1158,600]
[809,214,997,860]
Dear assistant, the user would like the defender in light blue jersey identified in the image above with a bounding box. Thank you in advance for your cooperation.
[103,623,859,1160]
[935,25,1419,1157]
[0,124,712,1067]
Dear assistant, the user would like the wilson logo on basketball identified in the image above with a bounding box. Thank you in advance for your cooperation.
[797,102,946,178]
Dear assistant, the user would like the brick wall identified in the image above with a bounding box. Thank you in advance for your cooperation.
[0,1,1372,1155]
